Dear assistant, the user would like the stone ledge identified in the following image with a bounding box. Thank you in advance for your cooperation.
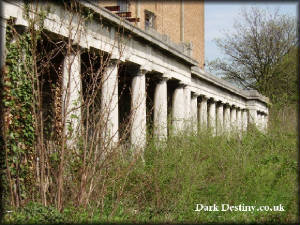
[191,66,269,104]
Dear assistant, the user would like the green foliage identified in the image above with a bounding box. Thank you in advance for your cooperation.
[3,23,36,203]
[3,202,64,224]
[3,107,297,224]
[269,47,299,105]
[207,7,298,106]
[2,3,48,207]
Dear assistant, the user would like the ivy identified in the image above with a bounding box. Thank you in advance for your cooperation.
[3,23,35,203]
[3,2,47,205]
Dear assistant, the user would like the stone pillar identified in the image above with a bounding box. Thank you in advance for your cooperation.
[172,83,185,133]
[242,109,248,132]
[131,68,147,150]
[62,49,82,145]
[208,99,216,136]
[223,104,231,134]
[101,59,119,144]
[1,18,7,68]
[264,114,268,131]
[190,93,198,134]
[183,85,191,124]
[198,96,208,131]
[248,109,257,127]
[153,76,168,140]
[261,114,266,132]
[230,106,237,133]
[257,113,262,131]
[216,101,224,136]
[236,108,242,132]
[260,114,265,132]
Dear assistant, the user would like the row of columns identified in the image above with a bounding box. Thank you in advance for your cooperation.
[196,97,268,136]
[5,45,269,152]
[2,21,268,153]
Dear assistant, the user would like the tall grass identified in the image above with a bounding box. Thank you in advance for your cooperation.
[3,106,298,224]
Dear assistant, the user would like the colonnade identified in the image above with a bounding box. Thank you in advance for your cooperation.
[1,1,269,154]
[60,53,268,152]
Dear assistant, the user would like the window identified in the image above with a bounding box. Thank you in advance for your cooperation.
[117,0,129,12]
[145,10,156,30]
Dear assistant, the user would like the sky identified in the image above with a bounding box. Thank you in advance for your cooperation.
[205,1,298,64]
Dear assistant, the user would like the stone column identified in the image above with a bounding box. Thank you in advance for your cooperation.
[223,104,231,135]
[248,109,258,127]
[62,49,82,146]
[183,85,191,125]
[264,114,268,131]
[261,114,266,132]
[190,93,198,134]
[216,101,224,136]
[236,108,242,133]
[257,113,262,131]
[101,59,119,144]
[208,99,216,136]
[198,96,208,131]
[1,18,7,68]
[153,76,168,140]
[131,68,147,150]
[230,106,237,133]
[260,114,265,131]
[172,83,185,133]
[242,109,248,132]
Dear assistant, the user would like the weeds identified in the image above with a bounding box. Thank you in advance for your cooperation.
[2,106,298,224]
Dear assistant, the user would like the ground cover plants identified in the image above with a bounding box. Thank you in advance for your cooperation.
[2,106,298,224]
[1,2,298,224]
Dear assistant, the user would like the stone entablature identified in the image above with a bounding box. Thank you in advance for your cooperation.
[1,1,269,150]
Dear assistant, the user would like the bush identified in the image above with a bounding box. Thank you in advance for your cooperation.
[3,202,64,224]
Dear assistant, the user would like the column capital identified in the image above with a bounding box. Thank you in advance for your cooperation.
[110,53,125,62]
[139,65,151,73]
[178,82,187,88]
[216,100,224,105]
[192,92,200,98]
[138,68,149,76]
[107,58,120,66]
[208,97,215,103]
[200,95,208,101]
[160,74,170,81]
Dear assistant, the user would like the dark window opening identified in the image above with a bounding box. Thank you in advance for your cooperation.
[145,10,156,30]
[117,0,129,12]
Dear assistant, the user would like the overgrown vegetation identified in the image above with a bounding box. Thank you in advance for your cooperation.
[1,2,298,224]
[2,105,298,224]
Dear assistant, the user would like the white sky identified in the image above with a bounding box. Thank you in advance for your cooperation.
[205,1,298,63]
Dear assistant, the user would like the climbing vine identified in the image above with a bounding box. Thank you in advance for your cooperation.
[3,21,35,207]
[3,3,47,207]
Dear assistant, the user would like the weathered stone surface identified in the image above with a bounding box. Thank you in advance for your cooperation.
[2,0,270,148]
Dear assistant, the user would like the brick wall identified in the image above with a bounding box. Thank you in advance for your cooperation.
[99,0,204,68]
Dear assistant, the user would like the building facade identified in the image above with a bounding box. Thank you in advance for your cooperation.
[99,0,205,69]
[1,1,269,152]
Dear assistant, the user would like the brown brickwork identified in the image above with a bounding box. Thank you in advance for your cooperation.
[99,0,205,68]
[184,1,205,68]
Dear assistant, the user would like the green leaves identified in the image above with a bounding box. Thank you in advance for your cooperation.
[207,7,297,106]
[3,22,38,207]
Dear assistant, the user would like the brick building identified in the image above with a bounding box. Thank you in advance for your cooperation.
[98,0,205,68]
